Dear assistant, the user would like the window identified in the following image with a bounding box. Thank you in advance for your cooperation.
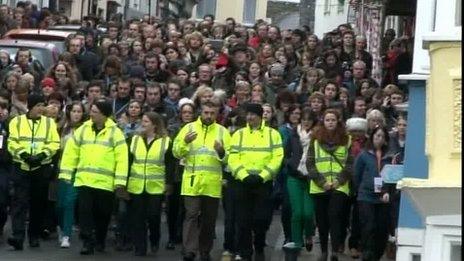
[324,0,330,14]
[196,0,217,19]
[337,0,344,13]
[243,0,257,24]
[412,254,421,261]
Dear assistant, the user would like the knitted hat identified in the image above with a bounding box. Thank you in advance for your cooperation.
[269,63,285,76]
[93,99,113,117]
[41,77,56,89]
[245,103,263,117]
[178,97,194,110]
[27,93,45,110]
[346,117,368,132]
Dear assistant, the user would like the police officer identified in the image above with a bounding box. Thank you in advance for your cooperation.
[173,100,231,261]
[228,103,284,261]
[127,112,170,256]
[7,93,60,249]
[59,98,129,255]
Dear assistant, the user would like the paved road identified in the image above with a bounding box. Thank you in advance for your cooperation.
[0,208,391,260]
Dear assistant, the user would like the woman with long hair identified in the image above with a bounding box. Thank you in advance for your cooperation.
[128,112,170,256]
[56,101,87,248]
[281,106,317,254]
[262,103,278,129]
[165,100,196,250]
[278,104,302,245]
[303,34,322,66]
[291,67,321,104]
[47,61,78,87]
[118,100,143,139]
[307,109,354,261]
[354,126,392,261]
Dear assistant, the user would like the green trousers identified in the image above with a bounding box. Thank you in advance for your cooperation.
[287,175,315,248]
[56,180,77,237]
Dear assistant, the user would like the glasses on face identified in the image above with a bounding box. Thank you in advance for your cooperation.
[168,88,180,92]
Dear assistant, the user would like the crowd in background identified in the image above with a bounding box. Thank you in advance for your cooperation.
[0,1,412,261]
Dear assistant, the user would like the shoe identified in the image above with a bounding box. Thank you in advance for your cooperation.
[166,241,175,250]
[29,238,40,248]
[234,255,242,260]
[41,229,50,240]
[80,246,94,255]
[305,237,313,252]
[330,253,339,261]
[183,252,195,261]
[7,237,23,250]
[350,248,361,258]
[60,236,70,248]
[283,242,298,249]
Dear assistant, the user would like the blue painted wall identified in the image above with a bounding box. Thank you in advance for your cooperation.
[398,79,429,229]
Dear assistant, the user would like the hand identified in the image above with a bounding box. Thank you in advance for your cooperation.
[323,182,332,191]
[28,153,46,167]
[214,140,224,156]
[381,193,390,203]
[382,96,391,107]
[20,152,31,161]
[184,131,198,144]
[243,175,263,186]
[115,186,130,200]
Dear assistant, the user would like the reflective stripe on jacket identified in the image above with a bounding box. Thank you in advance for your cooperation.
[59,119,129,192]
[172,117,231,198]
[228,122,284,182]
[8,115,60,171]
[127,135,170,194]
[309,138,351,195]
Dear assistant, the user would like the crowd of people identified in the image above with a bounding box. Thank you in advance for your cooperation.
[0,1,412,261]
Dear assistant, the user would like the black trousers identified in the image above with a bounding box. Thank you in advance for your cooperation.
[115,199,131,245]
[166,181,183,243]
[0,165,10,233]
[358,201,390,261]
[348,197,362,250]
[222,179,238,253]
[77,186,114,248]
[235,181,273,258]
[312,190,349,253]
[129,193,163,253]
[10,164,50,242]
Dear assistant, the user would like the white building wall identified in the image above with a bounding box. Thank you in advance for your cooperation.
[314,0,349,39]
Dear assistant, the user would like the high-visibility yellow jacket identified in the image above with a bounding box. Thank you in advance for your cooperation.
[173,117,230,198]
[59,119,129,192]
[8,114,60,171]
[228,122,284,182]
[127,135,170,195]
[309,138,351,195]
